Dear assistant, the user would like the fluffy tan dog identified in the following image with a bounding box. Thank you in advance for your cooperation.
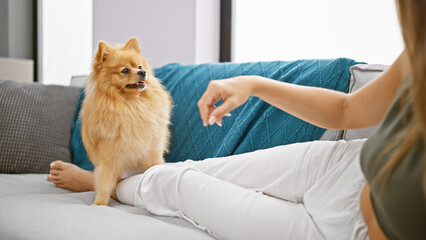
[81,38,172,206]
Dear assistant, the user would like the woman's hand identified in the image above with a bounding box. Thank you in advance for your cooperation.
[197,76,257,126]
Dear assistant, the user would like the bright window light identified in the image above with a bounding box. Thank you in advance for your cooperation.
[39,0,92,85]
[232,0,404,65]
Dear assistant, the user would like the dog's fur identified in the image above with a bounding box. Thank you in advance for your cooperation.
[81,38,172,206]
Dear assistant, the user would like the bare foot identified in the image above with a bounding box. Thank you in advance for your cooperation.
[47,160,95,192]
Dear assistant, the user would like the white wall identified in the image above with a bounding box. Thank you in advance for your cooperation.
[93,0,220,68]
[233,0,404,65]
[195,0,220,64]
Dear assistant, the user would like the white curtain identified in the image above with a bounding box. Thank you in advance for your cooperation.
[38,0,92,85]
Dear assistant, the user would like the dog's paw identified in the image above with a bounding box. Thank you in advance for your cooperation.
[92,199,109,206]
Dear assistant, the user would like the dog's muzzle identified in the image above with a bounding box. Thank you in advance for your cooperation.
[126,81,146,89]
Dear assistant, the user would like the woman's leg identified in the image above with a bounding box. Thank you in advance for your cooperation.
[116,139,366,239]
[173,139,366,203]
[117,164,324,240]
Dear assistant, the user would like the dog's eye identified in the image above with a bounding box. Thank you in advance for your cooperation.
[138,66,142,69]
[121,68,129,74]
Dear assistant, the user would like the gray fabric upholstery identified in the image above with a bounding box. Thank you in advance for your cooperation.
[320,129,342,141]
[0,174,69,198]
[70,75,88,87]
[342,64,388,140]
[0,79,81,173]
[0,174,214,240]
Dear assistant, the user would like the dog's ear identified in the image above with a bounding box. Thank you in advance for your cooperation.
[124,37,141,53]
[95,41,113,63]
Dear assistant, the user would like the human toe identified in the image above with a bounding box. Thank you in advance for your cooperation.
[47,174,59,183]
[49,169,61,176]
[50,160,66,170]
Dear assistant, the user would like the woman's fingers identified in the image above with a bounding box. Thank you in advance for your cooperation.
[198,95,216,126]
[209,98,238,125]
[198,78,242,126]
[198,81,222,126]
[199,104,215,126]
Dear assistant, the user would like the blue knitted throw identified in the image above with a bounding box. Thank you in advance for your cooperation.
[71,59,360,169]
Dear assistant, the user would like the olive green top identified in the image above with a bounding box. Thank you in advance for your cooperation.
[360,76,426,240]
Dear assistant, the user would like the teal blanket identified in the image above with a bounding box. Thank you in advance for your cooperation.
[71,59,360,170]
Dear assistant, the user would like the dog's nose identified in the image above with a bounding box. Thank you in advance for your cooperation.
[138,70,146,77]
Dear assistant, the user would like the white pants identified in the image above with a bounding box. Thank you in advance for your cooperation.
[116,139,369,240]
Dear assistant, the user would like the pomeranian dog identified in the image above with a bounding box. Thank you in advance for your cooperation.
[81,37,172,206]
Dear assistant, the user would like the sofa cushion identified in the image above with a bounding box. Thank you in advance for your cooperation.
[70,75,88,87]
[319,129,342,141]
[343,64,388,140]
[0,79,81,173]
[71,59,361,169]
[70,88,93,170]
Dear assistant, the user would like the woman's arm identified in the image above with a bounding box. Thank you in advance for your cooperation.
[198,51,408,130]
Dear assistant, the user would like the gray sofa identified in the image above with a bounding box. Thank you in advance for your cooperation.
[0,64,386,240]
